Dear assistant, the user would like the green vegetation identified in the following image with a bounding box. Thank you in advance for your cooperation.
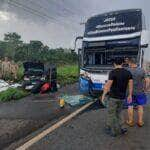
[15,64,24,82]
[0,32,79,101]
[0,88,29,102]
[0,32,79,84]
[57,65,78,85]
[0,32,78,64]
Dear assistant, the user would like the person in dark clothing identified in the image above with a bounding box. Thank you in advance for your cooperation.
[101,57,133,137]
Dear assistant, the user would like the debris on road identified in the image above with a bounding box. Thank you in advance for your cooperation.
[0,79,21,92]
[59,98,65,108]
[61,95,94,106]
[22,62,57,94]
[0,79,9,92]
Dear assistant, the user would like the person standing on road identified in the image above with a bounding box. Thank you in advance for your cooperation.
[10,60,19,80]
[101,57,133,137]
[1,57,11,80]
[126,58,147,127]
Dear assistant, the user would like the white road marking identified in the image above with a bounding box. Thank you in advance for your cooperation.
[29,100,57,102]
[16,101,94,150]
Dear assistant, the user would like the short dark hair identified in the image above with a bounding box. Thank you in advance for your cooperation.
[113,57,124,65]
[128,57,137,64]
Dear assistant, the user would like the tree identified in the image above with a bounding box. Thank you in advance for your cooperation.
[0,32,78,64]
[14,44,29,62]
[28,41,44,61]
[4,32,22,44]
[3,32,23,59]
[0,41,7,59]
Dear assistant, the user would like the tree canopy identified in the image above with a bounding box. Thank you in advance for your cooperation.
[0,32,77,65]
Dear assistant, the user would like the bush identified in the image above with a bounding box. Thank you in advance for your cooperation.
[57,65,78,85]
[16,64,24,81]
[0,88,29,102]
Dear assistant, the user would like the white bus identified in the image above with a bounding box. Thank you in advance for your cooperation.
[75,9,149,96]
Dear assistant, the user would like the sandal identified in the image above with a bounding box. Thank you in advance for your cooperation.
[126,120,134,127]
[137,121,144,127]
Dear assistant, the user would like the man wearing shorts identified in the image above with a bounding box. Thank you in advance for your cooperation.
[126,58,147,127]
[101,58,133,137]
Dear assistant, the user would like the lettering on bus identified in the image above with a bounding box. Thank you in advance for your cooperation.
[84,9,142,37]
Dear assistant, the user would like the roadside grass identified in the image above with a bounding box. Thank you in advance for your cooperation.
[16,65,24,81]
[0,88,29,102]
[57,65,78,86]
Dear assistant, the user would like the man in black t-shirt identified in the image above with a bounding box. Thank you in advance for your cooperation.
[101,58,133,137]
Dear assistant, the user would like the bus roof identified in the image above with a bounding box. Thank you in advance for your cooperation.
[87,9,142,21]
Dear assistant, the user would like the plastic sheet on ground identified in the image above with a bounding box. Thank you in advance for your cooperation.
[61,95,94,106]
[0,80,21,92]
[0,80,9,92]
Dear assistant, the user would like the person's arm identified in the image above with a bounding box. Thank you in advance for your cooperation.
[101,80,113,103]
[143,70,149,92]
[100,70,114,103]
[145,78,150,92]
[127,79,133,103]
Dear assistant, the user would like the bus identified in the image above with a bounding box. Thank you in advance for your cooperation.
[75,9,149,96]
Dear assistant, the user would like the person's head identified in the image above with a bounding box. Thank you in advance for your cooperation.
[11,60,15,64]
[113,57,124,68]
[4,57,8,62]
[128,58,137,67]
[124,57,129,64]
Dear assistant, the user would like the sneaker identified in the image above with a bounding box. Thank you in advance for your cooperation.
[137,121,144,127]
[126,120,134,127]
[121,128,127,135]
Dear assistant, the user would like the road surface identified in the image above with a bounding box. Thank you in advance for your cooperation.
[0,83,79,149]
[28,105,150,150]
[8,94,149,150]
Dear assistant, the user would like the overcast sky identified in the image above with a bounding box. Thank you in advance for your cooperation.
[0,0,149,49]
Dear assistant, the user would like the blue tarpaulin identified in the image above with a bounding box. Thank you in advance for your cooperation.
[61,95,93,106]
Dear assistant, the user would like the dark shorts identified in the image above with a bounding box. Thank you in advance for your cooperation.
[125,93,147,106]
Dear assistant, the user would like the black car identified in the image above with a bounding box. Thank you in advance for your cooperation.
[22,61,57,92]
[22,61,46,90]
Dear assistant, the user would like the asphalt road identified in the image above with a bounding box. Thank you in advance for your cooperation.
[0,83,79,149]
[28,94,150,150]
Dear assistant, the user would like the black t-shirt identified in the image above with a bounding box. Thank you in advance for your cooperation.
[109,68,132,99]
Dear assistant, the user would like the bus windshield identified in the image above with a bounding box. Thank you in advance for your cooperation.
[83,47,138,67]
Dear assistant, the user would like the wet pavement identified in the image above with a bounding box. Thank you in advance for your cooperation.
[28,94,150,150]
[0,83,79,149]
[1,85,149,149]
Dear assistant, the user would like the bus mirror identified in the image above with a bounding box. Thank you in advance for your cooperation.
[74,36,83,51]
[78,49,82,67]
[78,48,82,53]
[78,49,82,58]
[141,30,150,48]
